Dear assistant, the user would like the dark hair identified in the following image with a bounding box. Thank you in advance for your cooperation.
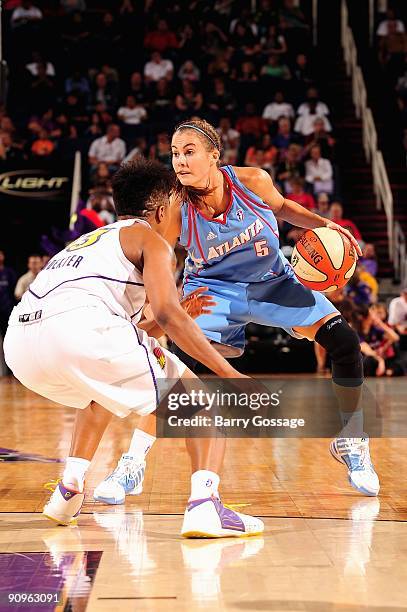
[112,159,175,218]
[172,118,222,207]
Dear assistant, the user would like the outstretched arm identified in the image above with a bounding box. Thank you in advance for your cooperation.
[234,166,362,255]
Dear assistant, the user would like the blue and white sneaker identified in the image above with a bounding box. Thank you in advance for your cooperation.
[93,454,145,504]
[330,437,380,496]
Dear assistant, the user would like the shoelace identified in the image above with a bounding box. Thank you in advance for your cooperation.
[43,478,61,492]
[108,460,143,483]
[345,445,373,472]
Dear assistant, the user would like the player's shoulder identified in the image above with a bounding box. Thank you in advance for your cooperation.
[232,166,274,189]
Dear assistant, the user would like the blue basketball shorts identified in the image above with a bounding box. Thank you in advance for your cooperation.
[183,266,338,353]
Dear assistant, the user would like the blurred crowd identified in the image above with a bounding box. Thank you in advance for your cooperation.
[375,7,407,158]
[0,0,405,376]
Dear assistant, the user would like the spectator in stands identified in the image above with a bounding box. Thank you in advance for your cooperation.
[273,117,300,152]
[378,20,407,77]
[86,191,115,225]
[286,177,315,209]
[60,0,87,13]
[376,8,405,37]
[295,104,332,137]
[329,201,362,241]
[315,192,330,218]
[262,91,294,126]
[244,134,278,172]
[127,72,144,98]
[14,254,43,301]
[305,144,334,194]
[260,23,287,58]
[175,80,204,121]
[91,161,111,187]
[26,51,55,78]
[260,54,291,83]
[117,96,147,127]
[88,124,126,172]
[0,250,16,342]
[148,78,174,126]
[303,116,335,159]
[85,112,103,139]
[388,288,407,351]
[29,63,56,114]
[11,0,42,28]
[144,51,174,84]
[207,49,233,78]
[276,142,305,191]
[178,23,202,62]
[0,133,24,163]
[200,21,229,57]
[60,11,90,64]
[65,70,91,105]
[356,305,403,377]
[91,72,118,114]
[144,19,178,54]
[280,0,308,31]
[345,270,373,306]
[31,129,55,157]
[236,102,268,158]
[359,243,378,277]
[207,78,237,121]
[297,87,330,116]
[123,136,148,163]
[149,131,172,168]
[357,263,379,303]
[178,60,201,83]
[216,117,240,164]
[291,53,314,100]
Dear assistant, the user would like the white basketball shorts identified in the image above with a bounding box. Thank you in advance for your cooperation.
[4,302,186,418]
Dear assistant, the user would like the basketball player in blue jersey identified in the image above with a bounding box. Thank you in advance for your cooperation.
[94,119,380,507]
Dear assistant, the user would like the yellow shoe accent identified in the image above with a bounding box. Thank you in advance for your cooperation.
[43,478,62,493]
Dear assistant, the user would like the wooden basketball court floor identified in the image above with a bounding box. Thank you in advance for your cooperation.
[1,375,407,611]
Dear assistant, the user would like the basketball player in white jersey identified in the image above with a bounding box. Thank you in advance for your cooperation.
[4,159,264,538]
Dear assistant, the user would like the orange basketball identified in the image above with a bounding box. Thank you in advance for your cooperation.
[291,227,357,292]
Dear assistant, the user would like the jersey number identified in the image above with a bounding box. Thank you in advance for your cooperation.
[254,240,269,257]
[66,228,112,252]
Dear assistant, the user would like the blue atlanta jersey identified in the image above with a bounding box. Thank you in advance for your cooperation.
[179,165,288,283]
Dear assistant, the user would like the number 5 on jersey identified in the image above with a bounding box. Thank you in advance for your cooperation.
[254,239,269,257]
[66,228,113,252]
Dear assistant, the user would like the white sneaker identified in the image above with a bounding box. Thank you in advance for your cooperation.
[43,480,85,526]
[93,454,145,504]
[181,496,264,538]
[330,437,380,496]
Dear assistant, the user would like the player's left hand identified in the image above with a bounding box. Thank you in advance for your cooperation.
[180,287,217,319]
[324,221,362,257]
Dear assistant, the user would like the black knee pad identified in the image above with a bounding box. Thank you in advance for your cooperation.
[315,315,363,387]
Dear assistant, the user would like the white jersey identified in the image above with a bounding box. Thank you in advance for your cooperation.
[19,219,147,323]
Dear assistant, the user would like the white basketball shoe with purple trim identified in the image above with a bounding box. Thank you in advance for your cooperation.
[330,437,380,496]
[43,481,85,526]
[181,496,264,538]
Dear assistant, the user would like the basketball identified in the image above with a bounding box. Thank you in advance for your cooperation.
[291,227,357,292]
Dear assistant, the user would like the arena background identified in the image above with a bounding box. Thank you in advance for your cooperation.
[1,2,407,610]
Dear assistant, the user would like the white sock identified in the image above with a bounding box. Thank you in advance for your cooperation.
[189,470,220,501]
[63,457,91,493]
[128,428,156,461]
